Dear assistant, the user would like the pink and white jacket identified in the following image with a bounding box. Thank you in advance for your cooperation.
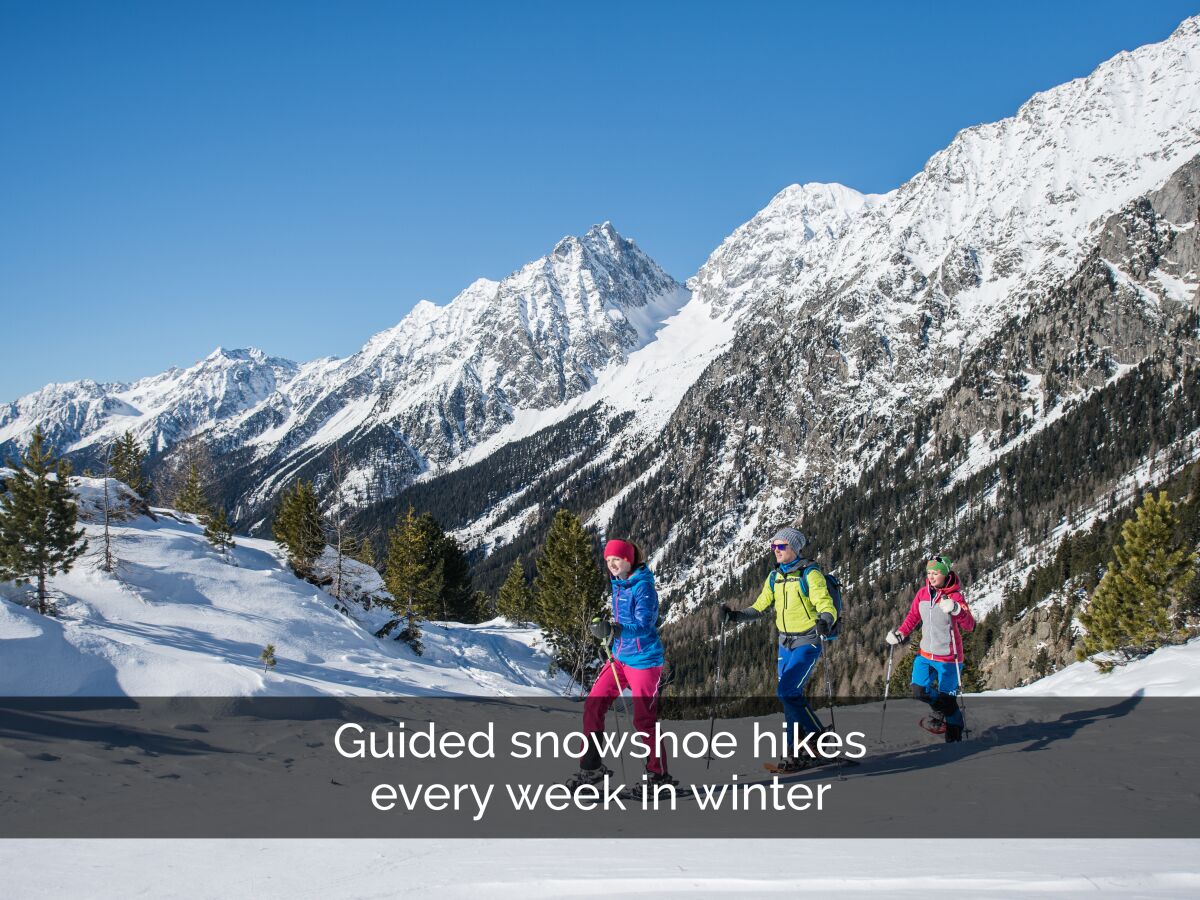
[898,572,974,663]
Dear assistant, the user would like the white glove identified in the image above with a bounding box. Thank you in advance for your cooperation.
[885,629,904,646]
[937,597,960,614]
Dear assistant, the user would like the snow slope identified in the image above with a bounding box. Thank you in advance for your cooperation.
[0,478,567,698]
[994,636,1200,697]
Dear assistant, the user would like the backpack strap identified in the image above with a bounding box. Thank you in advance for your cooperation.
[798,564,822,598]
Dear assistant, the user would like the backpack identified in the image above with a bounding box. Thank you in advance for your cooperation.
[769,564,844,640]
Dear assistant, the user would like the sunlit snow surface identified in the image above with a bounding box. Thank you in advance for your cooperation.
[0,479,570,698]
[3,840,1198,898]
[992,636,1200,697]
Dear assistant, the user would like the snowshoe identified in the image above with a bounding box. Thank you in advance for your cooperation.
[763,754,860,775]
[762,755,818,774]
[565,765,613,790]
[919,715,947,735]
[620,771,689,803]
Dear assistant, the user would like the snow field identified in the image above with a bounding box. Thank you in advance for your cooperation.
[0,480,569,698]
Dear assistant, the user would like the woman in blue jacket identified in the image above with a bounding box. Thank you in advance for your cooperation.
[570,538,674,792]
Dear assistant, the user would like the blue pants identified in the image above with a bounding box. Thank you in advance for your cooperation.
[777,641,824,744]
[911,655,964,727]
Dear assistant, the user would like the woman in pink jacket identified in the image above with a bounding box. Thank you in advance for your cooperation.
[885,555,974,742]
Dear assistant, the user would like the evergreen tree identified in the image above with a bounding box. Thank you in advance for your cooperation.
[383,507,444,620]
[205,508,236,560]
[0,428,89,614]
[273,481,324,577]
[534,509,607,681]
[260,643,277,671]
[497,560,536,624]
[109,430,152,496]
[471,589,494,622]
[1078,491,1197,666]
[351,535,377,569]
[437,530,475,622]
[175,462,210,518]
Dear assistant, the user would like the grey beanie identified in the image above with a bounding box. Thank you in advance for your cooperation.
[771,527,807,556]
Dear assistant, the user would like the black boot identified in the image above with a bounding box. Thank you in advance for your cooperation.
[565,765,613,789]
[623,770,680,802]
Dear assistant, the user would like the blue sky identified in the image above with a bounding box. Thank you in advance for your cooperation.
[2,1,1197,401]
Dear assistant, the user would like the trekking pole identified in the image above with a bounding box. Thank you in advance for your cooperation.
[951,629,967,740]
[821,639,838,735]
[599,639,631,785]
[705,619,727,770]
[820,636,847,781]
[879,644,895,744]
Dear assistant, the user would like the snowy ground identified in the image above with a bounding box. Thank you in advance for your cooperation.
[3,839,1198,898]
[992,636,1200,696]
[0,479,570,698]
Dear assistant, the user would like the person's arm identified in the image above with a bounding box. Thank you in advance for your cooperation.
[951,590,975,634]
[621,579,659,641]
[898,593,923,638]
[722,579,772,623]
[805,568,836,623]
[743,578,774,618]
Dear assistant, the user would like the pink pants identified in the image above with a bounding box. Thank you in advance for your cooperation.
[582,658,666,775]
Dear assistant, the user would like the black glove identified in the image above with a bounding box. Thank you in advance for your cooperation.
[589,618,621,642]
[814,612,834,639]
[719,604,740,625]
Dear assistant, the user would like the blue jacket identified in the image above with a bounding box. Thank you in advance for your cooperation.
[610,566,664,669]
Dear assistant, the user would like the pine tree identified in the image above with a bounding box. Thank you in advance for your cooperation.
[260,643,277,671]
[205,508,236,560]
[1078,491,1197,666]
[109,430,152,496]
[534,509,607,681]
[437,530,475,622]
[383,507,444,621]
[273,481,324,577]
[0,428,89,614]
[175,462,210,518]
[352,535,377,569]
[471,589,494,622]
[497,560,536,624]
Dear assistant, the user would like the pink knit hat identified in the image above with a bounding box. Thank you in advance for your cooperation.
[603,540,636,565]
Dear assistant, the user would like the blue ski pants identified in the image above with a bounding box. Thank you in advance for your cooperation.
[911,655,964,727]
[777,641,824,743]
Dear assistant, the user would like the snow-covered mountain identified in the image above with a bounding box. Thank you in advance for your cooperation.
[690,181,891,317]
[0,348,301,462]
[0,223,702,518]
[637,14,1200,542]
[439,16,1200,586]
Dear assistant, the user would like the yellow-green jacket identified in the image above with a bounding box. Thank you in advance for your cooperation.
[749,564,837,635]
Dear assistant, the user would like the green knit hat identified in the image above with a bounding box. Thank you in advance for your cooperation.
[927,555,952,577]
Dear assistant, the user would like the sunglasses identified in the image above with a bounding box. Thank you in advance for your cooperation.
[770,542,790,551]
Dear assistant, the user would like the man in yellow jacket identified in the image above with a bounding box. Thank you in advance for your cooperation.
[721,527,837,771]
